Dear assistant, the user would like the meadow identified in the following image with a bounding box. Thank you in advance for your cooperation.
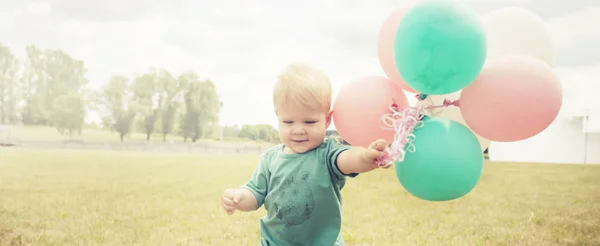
[1,147,600,246]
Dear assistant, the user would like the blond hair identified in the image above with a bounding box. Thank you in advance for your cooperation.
[273,62,332,113]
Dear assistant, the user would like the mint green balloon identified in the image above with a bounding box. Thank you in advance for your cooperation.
[394,0,486,95]
[395,117,484,201]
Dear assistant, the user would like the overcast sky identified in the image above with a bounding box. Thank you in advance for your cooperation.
[0,0,598,128]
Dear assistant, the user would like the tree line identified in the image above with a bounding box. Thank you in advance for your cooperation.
[0,43,278,143]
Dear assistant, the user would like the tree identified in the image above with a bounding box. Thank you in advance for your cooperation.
[19,45,88,125]
[203,122,221,139]
[131,68,160,141]
[158,70,183,142]
[180,72,221,142]
[238,125,259,140]
[51,93,85,139]
[196,80,221,138]
[222,124,241,139]
[238,124,279,142]
[101,76,136,142]
[20,45,45,125]
[181,79,202,142]
[0,44,20,124]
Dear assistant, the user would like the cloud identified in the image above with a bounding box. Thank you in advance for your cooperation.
[554,34,600,67]
[547,6,600,66]
[0,0,43,9]
[555,65,600,115]
[49,0,165,22]
[466,0,598,18]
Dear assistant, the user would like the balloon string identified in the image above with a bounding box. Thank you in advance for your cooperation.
[425,98,460,109]
[375,97,426,168]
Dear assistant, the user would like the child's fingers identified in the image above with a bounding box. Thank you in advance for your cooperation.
[223,188,235,198]
[232,191,241,204]
[222,197,237,215]
[369,139,387,151]
[223,188,242,204]
[376,139,387,151]
[222,196,235,207]
[367,148,385,160]
[367,140,378,150]
[222,204,236,215]
[222,188,239,215]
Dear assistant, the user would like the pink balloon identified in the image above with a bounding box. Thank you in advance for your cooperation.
[460,55,563,142]
[377,6,417,93]
[333,76,409,148]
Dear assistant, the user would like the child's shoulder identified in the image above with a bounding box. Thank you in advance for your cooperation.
[259,144,284,162]
[317,136,349,152]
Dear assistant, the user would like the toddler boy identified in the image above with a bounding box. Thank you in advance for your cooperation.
[221,63,387,246]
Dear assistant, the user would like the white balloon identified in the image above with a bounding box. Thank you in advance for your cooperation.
[482,7,554,66]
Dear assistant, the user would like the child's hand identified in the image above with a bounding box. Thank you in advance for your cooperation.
[365,139,388,166]
[222,188,244,215]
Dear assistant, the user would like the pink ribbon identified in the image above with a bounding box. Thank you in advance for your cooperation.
[374,94,458,168]
[374,100,425,168]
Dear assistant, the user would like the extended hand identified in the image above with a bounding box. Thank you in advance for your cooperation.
[366,139,387,160]
[222,188,244,215]
[366,139,390,168]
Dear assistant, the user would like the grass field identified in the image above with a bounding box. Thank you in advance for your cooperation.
[1,147,600,246]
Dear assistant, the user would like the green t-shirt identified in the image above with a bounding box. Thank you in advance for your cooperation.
[241,137,357,246]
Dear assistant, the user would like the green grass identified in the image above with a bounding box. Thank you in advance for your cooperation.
[1,147,599,245]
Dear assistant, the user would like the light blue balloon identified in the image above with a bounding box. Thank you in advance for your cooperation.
[395,116,484,201]
[394,0,487,95]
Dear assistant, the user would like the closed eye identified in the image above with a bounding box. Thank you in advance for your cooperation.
[305,121,317,124]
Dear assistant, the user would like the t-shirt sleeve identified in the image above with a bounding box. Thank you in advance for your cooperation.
[324,137,357,184]
[240,150,273,209]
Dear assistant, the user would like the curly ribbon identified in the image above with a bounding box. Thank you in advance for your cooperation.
[374,93,458,168]
[374,99,425,168]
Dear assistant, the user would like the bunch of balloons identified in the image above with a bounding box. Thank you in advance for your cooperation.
[332,0,563,202]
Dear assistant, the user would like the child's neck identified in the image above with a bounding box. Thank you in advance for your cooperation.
[282,145,298,154]
[282,145,317,154]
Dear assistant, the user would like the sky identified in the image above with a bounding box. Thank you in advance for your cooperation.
[0,0,598,129]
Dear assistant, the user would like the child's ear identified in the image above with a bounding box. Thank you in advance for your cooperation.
[325,110,333,128]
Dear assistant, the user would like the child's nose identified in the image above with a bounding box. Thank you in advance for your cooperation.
[292,127,306,135]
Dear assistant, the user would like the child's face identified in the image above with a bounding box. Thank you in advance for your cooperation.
[276,105,331,154]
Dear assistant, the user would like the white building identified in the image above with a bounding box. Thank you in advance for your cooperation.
[489,77,600,164]
[489,113,600,164]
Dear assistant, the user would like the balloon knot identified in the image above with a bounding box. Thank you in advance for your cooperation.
[415,93,429,101]
[442,99,460,107]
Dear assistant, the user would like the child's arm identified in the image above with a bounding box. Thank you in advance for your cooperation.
[336,139,387,175]
[222,150,273,215]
